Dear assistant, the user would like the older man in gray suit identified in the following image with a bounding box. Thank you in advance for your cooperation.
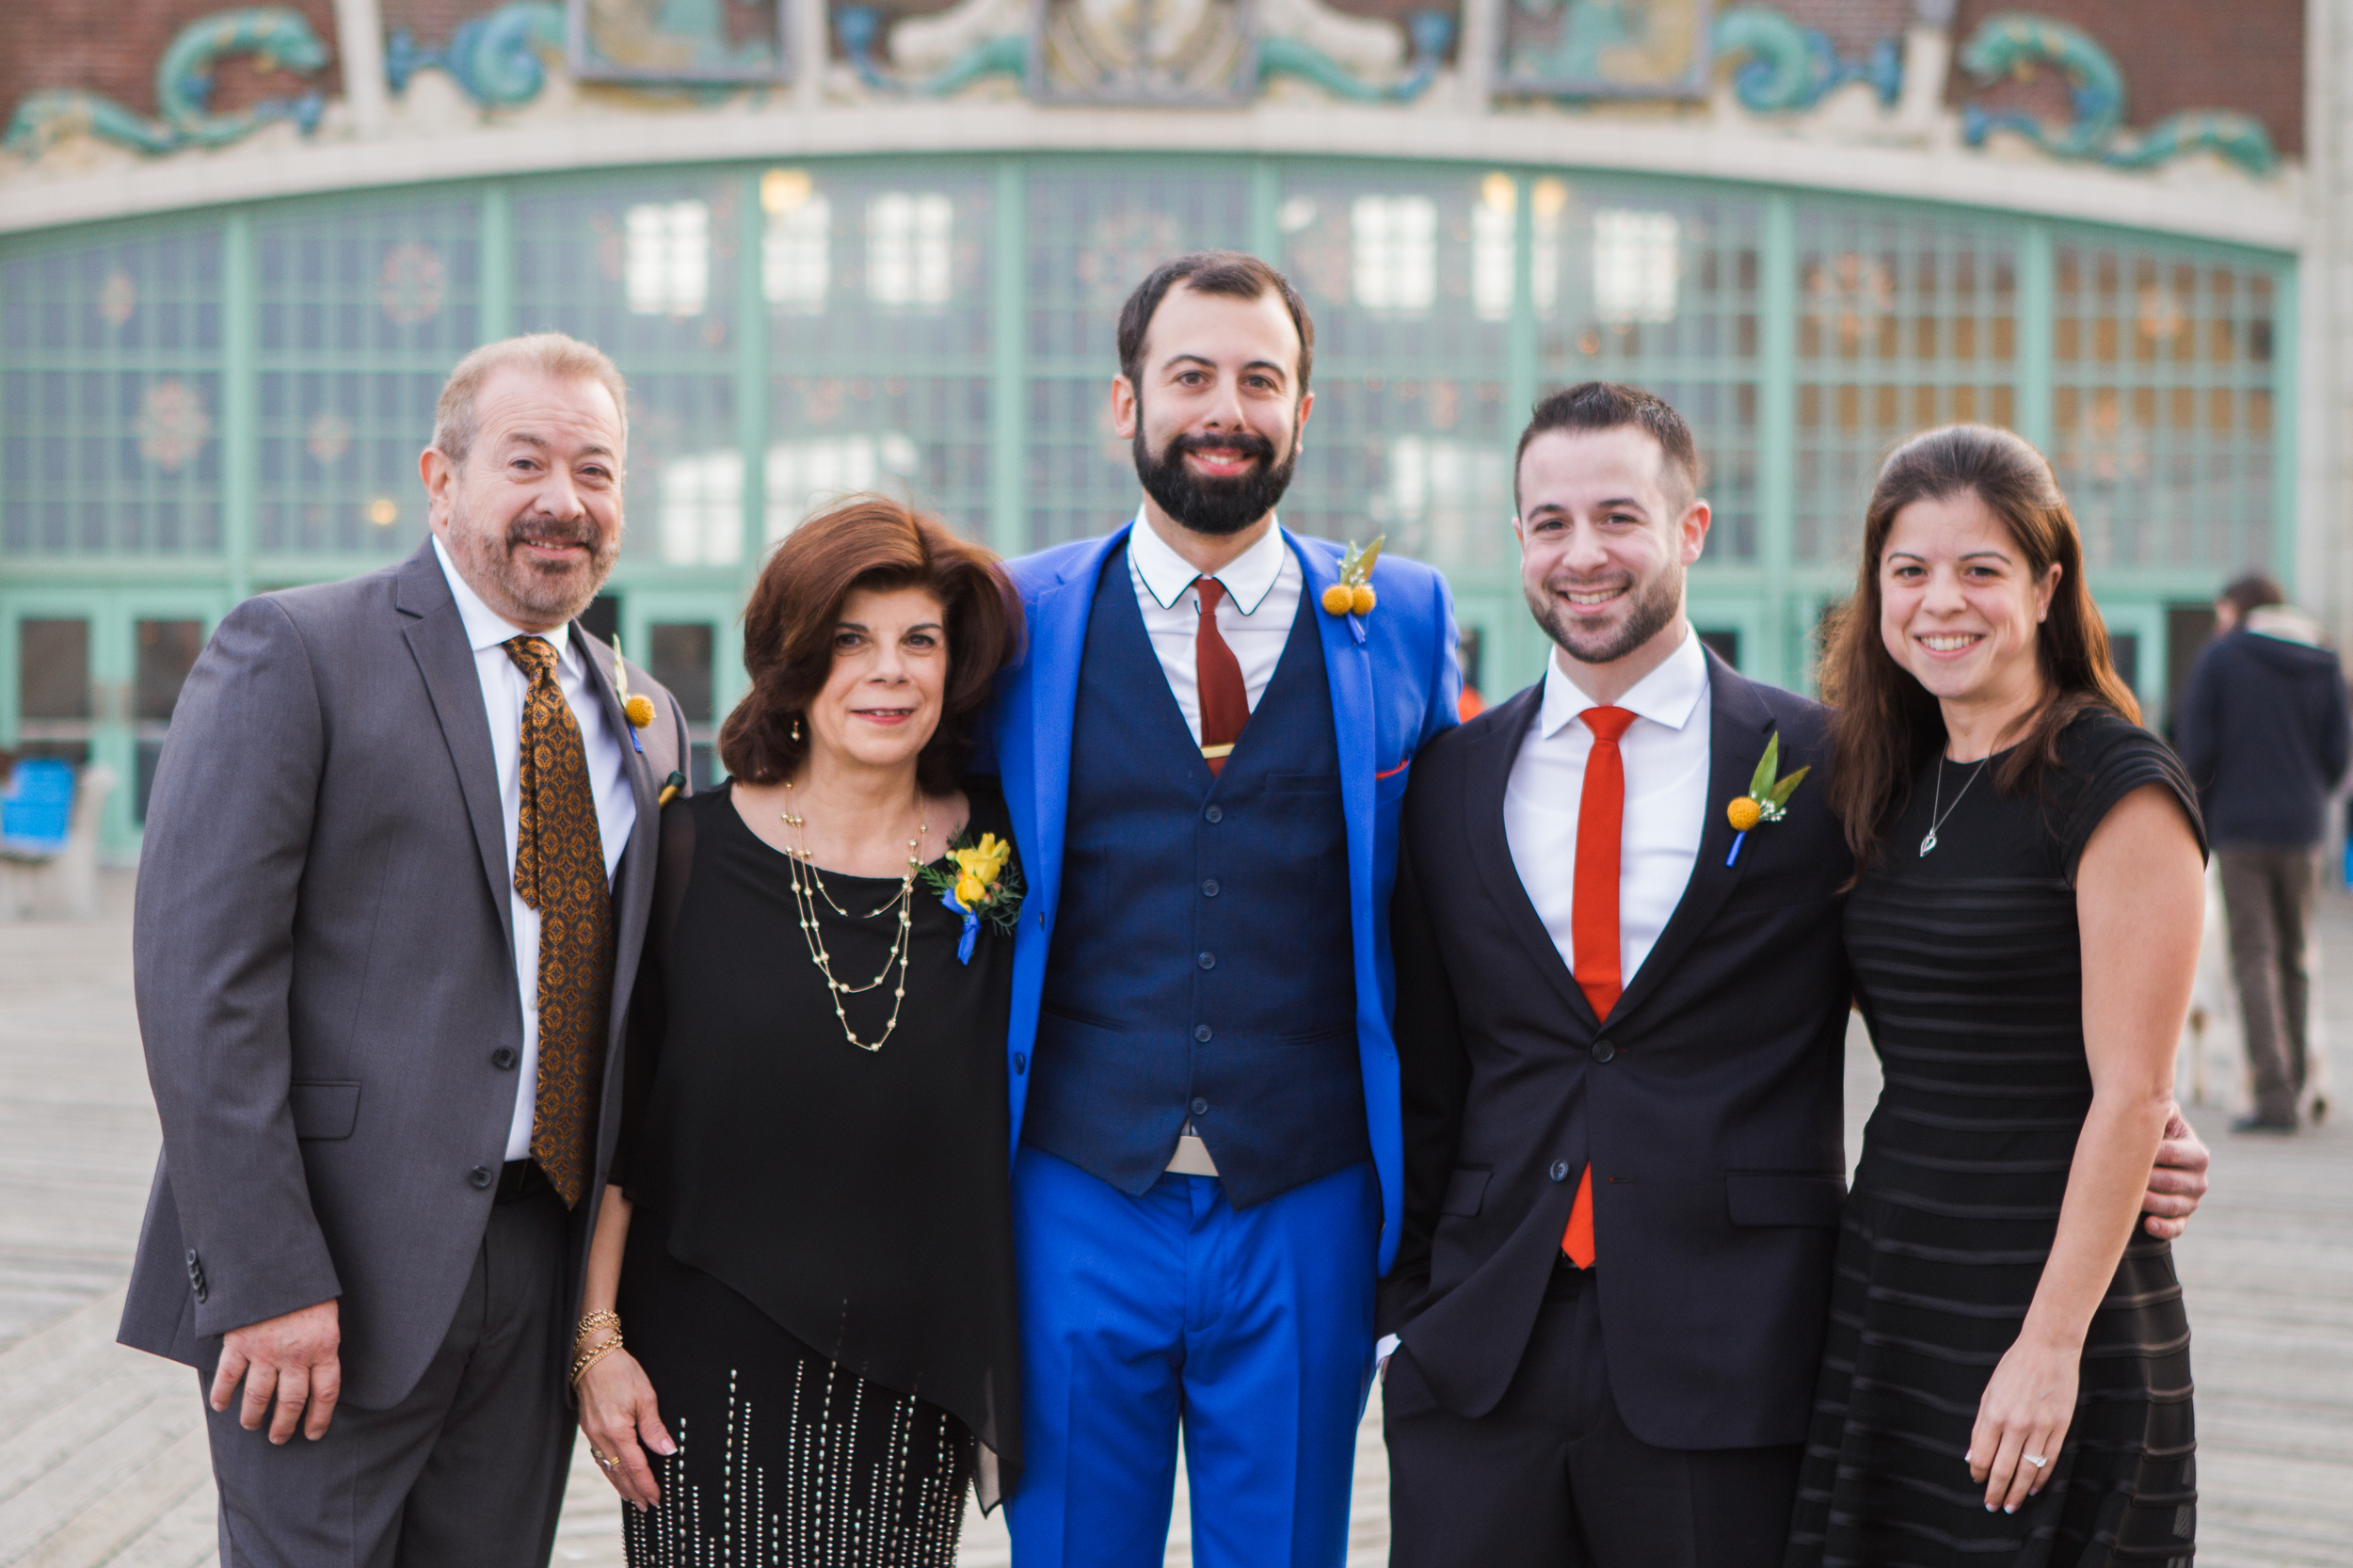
[120,332,688,1565]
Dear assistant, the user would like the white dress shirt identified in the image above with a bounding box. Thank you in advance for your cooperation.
[1504,628,1712,990]
[1126,511,1303,739]
[432,536,637,1160]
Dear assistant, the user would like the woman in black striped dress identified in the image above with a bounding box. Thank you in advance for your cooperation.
[1787,425,2204,1567]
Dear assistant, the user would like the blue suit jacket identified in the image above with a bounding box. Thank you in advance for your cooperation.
[986,520,1460,1271]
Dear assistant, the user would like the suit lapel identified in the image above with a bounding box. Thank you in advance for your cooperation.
[1297,534,1377,908]
[1608,650,1775,1023]
[392,544,514,959]
[1464,682,1602,1031]
[574,624,661,1052]
[1021,526,1128,920]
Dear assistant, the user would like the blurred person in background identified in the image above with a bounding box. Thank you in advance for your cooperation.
[2176,571,2351,1133]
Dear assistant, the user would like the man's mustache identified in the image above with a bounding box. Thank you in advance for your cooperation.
[505,518,599,552]
[1170,430,1276,465]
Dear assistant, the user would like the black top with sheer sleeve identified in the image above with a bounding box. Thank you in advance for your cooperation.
[615,776,1020,1482]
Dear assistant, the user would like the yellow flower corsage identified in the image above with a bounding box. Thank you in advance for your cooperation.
[921,830,1024,963]
[1725,732,1809,867]
[1319,536,1385,618]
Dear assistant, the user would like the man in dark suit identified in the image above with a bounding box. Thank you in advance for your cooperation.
[1377,383,2211,1567]
[120,333,687,1565]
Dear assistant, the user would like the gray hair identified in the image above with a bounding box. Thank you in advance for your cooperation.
[431,332,629,468]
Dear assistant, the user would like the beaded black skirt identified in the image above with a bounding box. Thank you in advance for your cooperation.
[619,1211,975,1568]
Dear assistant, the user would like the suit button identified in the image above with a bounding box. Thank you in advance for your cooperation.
[491,1048,519,1070]
[1013,1052,1027,1074]
[1202,878,1220,897]
[1591,1039,1616,1063]
[1191,1097,1210,1116]
[1198,952,1216,970]
[1549,1160,1571,1182]
[1204,805,1224,824]
[469,1165,494,1190]
[1194,1024,1212,1043]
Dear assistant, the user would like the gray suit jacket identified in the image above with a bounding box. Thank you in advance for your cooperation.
[120,539,690,1409]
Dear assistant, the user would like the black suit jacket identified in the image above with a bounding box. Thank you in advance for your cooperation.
[1379,652,1853,1451]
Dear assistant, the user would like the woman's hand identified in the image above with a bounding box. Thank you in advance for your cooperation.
[1967,1334,2077,1514]
[577,1343,676,1511]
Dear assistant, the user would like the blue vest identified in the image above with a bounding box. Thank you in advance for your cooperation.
[1021,549,1369,1208]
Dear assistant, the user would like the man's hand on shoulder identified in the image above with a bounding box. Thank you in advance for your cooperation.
[2141,1104,2212,1240]
[212,1298,342,1444]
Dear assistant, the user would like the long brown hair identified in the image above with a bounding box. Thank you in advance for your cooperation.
[1821,424,2138,872]
[719,496,1023,794]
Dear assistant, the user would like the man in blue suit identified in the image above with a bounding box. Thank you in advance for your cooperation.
[987,251,1460,1568]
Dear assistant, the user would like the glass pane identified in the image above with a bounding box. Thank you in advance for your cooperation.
[253,194,481,560]
[649,622,716,725]
[761,166,994,548]
[135,618,205,721]
[0,227,228,558]
[2051,243,2278,571]
[1537,179,1765,565]
[1792,207,2019,566]
[1279,168,1513,579]
[516,175,743,566]
[19,618,91,719]
[1023,165,1252,549]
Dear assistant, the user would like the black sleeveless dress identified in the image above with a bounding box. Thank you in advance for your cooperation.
[613,779,1021,1567]
[1786,712,2201,1568]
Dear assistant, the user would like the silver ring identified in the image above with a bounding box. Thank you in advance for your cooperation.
[2024,1453,2047,1469]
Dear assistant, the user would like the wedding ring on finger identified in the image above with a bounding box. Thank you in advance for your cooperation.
[2024,1453,2048,1469]
[594,1452,617,1469]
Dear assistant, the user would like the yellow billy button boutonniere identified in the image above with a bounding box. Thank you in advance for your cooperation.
[920,831,1025,964]
[1725,732,1810,868]
[1319,535,1385,618]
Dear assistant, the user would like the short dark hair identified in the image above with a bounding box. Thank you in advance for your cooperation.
[719,497,1024,795]
[2219,572,2285,619]
[1116,250,1315,396]
[1513,381,1703,511]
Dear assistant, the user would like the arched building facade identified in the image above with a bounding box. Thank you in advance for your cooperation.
[0,0,2330,855]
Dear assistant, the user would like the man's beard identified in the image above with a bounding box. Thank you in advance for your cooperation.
[1133,424,1298,537]
[1529,562,1683,667]
[445,500,620,627]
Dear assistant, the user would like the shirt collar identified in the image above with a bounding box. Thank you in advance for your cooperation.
[431,534,573,665]
[1128,511,1289,616]
[1538,625,1709,740]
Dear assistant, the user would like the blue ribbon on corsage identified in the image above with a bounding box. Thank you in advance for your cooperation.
[940,888,982,965]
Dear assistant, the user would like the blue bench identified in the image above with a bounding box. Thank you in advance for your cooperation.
[0,759,76,860]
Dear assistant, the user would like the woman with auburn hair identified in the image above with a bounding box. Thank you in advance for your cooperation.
[1785,426,2203,1565]
[571,496,1027,1565]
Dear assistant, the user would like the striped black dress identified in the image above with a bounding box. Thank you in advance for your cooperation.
[1786,712,2201,1568]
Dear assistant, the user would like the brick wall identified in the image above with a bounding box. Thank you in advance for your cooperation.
[0,0,342,134]
[1946,0,2303,157]
[1780,0,1914,59]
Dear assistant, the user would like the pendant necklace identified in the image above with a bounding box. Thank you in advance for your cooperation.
[1919,755,1989,857]
[780,779,927,1051]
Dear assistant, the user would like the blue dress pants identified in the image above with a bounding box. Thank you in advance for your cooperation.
[1004,1146,1380,1568]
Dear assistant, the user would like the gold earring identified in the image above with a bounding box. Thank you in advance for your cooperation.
[792,715,803,744]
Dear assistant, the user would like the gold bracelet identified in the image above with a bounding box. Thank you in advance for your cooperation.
[571,1332,624,1386]
[575,1309,621,1348]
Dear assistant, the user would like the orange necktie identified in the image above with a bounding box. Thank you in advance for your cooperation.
[1194,578,1249,776]
[503,634,616,1208]
[1562,705,1636,1268]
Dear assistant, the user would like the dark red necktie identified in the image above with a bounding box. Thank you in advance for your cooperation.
[1194,578,1249,776]
[1563,704,1636,1267]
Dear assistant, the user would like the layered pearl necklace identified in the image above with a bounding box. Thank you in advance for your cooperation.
[779,779,928,1053]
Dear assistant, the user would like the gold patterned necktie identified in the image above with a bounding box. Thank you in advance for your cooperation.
[503,634,616,1208]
